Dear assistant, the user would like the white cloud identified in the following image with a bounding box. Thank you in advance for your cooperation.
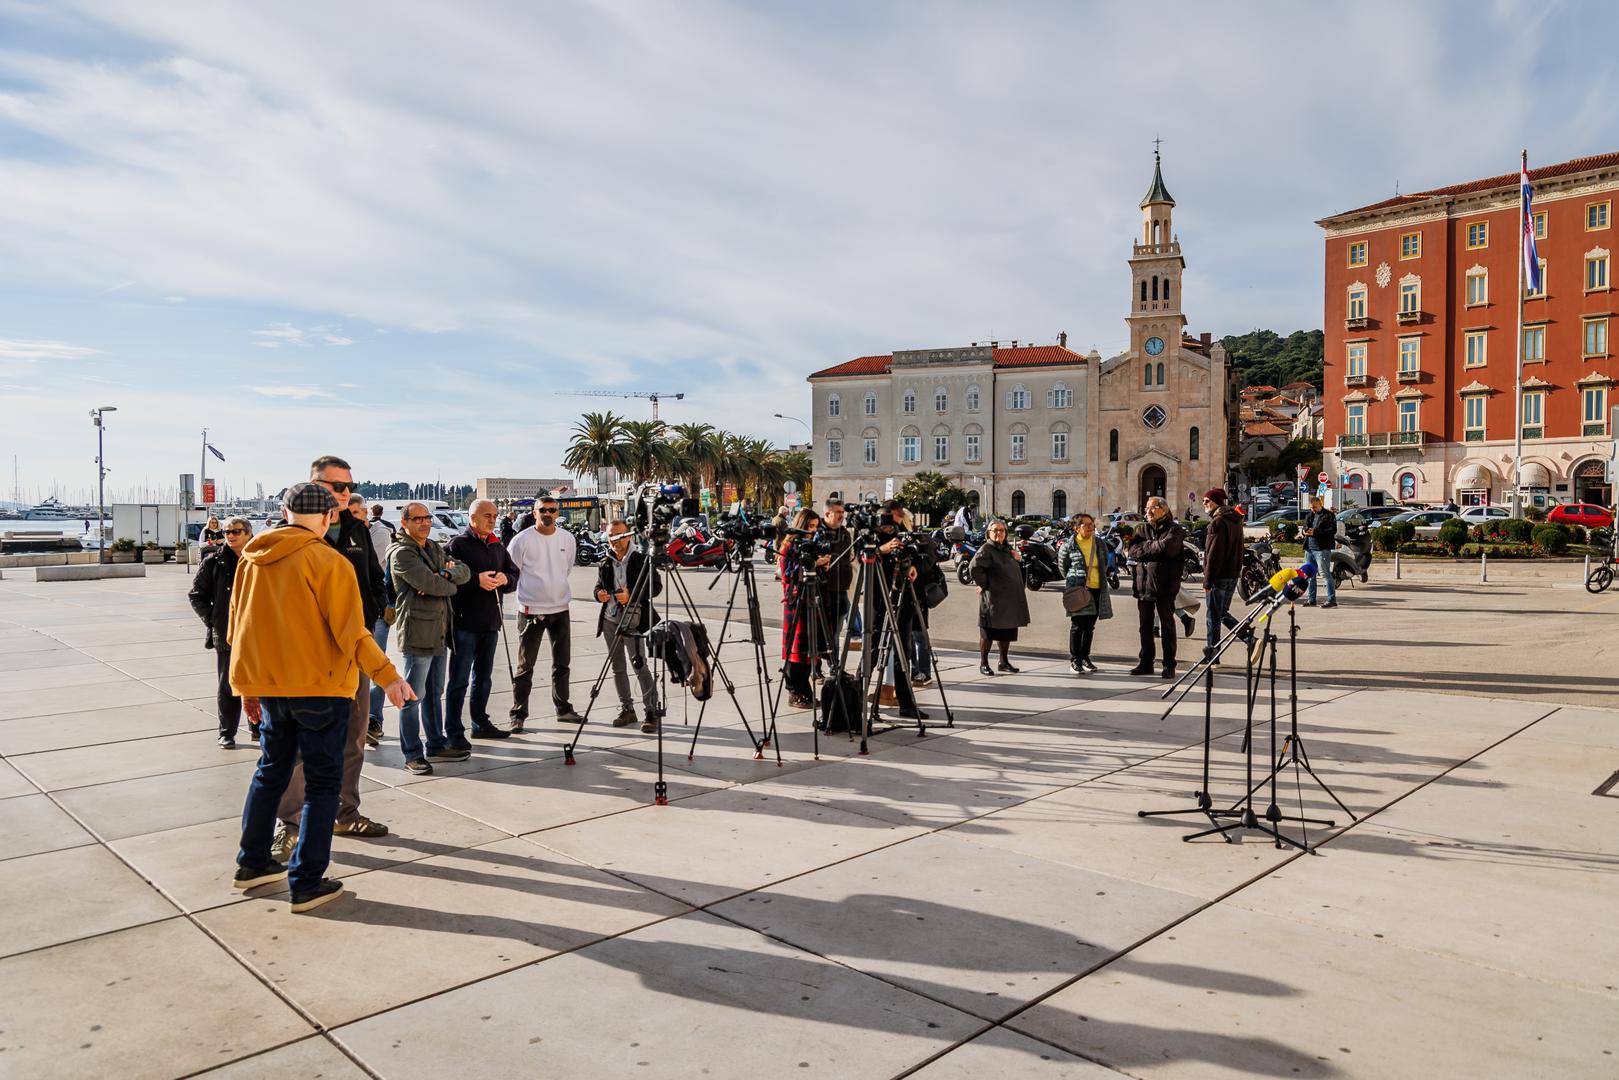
[164,296,186,303]
[250,322,352,347]
[246,384,333,400]
[0,338,101,362]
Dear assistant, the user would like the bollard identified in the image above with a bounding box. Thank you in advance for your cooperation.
[1394,550,1401,580]
[1481,549,1488,583]
[1585,553,1591,582]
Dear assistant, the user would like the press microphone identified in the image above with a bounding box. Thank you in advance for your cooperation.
[1266,567,1300,595]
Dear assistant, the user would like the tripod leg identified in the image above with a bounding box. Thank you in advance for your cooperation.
[564,568,656,766]
[903,580,954,727]
[684,559,747,759]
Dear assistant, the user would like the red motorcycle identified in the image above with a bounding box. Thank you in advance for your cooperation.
[665,521,733,569]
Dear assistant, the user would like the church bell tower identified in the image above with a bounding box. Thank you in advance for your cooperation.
[1127,151,1188,371]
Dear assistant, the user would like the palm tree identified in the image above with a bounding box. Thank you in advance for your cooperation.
[562,411,626,493]
[616,419,674,486]
[666,422,719,495]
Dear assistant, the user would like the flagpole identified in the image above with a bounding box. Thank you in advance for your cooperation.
[1511,149,1526,518]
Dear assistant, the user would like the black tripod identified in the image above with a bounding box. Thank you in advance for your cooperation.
[1136,594,1268,833]
[849,544,956,755]
[1178,597,1336,850]
[680,547,784,764]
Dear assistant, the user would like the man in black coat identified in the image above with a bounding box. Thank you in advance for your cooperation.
[189,517,252,747]
[593,519,661,730]
[1302,494,1338,607]
[1128,496,1186,678]
[445,499,522,741]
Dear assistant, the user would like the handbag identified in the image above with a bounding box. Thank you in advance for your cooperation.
[923,578,948,609]
[1061,584,1093,614]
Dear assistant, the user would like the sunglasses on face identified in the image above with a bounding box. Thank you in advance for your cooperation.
[224,528,247,536]
[323,480,354,494]
[404,514,433,523]
[538,509,558,516]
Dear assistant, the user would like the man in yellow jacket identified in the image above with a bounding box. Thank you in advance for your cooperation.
[229,483,415,913]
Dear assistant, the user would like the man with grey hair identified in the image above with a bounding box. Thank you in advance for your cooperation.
[388,501,470,773]
[593,518,660,729]
[445,498,520,742]
[1127,495,1187,679]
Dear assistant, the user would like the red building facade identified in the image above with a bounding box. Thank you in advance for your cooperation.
[1317,152,1619,507]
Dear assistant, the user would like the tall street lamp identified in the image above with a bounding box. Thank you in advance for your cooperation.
[773,413,810,445]
[90,406,116,564]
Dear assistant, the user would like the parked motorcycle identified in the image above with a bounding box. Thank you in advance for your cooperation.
[1332,521,1373,586]
[1240,537,1283,602]
[665,520,732,569]
[572,527,608,566]
[951,528,985,585]
[1095,526,1124,591]
[1013,524,1062,591]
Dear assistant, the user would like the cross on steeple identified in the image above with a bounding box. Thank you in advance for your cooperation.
[1152,135,1163,157]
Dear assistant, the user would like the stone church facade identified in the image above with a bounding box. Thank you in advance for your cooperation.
[809,155,1234,518]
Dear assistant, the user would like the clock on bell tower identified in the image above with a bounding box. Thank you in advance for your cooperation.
[1127,150,1188,376]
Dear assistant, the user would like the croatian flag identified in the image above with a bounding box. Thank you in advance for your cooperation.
[1522,155,1542,295]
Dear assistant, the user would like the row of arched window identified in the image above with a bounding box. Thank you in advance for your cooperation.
[1137,275,1172,303]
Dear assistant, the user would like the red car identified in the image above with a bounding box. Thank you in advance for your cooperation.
[1548,503,1614,529]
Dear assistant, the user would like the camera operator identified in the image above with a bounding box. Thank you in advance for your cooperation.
[890,507,940,685]
[864,500,927,721]
[779,508,830,708]
[819,499,857,664]
[593,519,661,732]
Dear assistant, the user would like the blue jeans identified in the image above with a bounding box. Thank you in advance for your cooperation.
[1306,549,1336,603]
[399,651,447,762]
[912,628,933,677]
[1204,578,1240,654]
[238,696,349,893]
[447,628,498,733]
[367,618,389,725]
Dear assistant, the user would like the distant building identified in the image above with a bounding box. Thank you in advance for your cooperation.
[1318,151,1619,507]
[807,154,1234,518]
[475,477,575,503]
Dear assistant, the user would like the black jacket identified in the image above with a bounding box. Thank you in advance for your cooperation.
[1303,508,1337,552]
[444,527,521,634]
[331,510,388,625]
[187,546,240,646]
[1128,516,1186,601]
[1203,506,1244,581]
[595,550,661,636]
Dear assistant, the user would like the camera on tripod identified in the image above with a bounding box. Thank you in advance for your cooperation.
[712,508,776,546]
[783,526,833,560]
[633,482,687,541]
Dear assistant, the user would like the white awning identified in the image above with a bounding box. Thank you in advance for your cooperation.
[1454,462,1492,488]
[1518,462,1550,487]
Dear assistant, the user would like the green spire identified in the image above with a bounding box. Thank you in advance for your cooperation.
[1140,152,1174,208]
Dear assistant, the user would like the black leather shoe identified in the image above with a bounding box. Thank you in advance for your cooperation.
[997,661,1020,673]
[1160,666,1176,680]
[470,726,512,740]
[978,663,995,676]
[1128,663,1154,676]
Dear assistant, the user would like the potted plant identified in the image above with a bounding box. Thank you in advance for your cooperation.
[174,538,191,566]
[109,537,137,564]
[140,540,163,563]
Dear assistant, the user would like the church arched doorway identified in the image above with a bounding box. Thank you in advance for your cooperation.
[1138,465,1166,508]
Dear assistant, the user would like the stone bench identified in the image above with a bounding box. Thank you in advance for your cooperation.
[34,563,147,581]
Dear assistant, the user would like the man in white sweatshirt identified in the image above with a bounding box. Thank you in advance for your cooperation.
[506,495,582,730]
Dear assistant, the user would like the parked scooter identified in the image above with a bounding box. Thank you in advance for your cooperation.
[951,528,985,585]
[1332,520,1373,586]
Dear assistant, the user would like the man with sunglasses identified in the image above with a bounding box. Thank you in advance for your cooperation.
[506,495,582,730]
[270,455,391,860]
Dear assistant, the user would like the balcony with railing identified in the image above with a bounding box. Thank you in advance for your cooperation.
[1343,373,1368,387]
[1396,368,1421,384]
[1132,241,1182,257]
[1337,431,1427,452]
[1344,315,1370,331]
[1396,308,1422,325]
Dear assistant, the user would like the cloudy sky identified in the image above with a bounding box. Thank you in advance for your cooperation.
[2,0,1614,502]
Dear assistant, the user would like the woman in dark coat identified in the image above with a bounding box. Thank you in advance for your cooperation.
[968,519,1030,676]
[778,508,826,708]
[1056,513,1113,673]
[188,516,252,747]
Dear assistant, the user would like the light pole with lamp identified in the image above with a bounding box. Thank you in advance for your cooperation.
[90,406,117,564]
[773,413,810,446]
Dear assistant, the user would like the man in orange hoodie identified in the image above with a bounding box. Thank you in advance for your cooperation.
[229,483,415,913]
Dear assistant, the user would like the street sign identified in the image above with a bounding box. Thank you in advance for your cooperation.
[784,493,800,509]
[782,480,797,495]
[884,476,895,499]
[1296,464,1309,478]
[202,480,216,505]
[1318,471,1328,484]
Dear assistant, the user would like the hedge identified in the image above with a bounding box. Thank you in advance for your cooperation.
[1437,518,1471,554]
[1373,522,1415,551]
[1460,543,1534,559]
[1530,524,1569,555]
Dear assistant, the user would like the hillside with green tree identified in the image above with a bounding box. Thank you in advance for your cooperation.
[1219,329,1323,390]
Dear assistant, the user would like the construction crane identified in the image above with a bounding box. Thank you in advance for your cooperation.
[555,390,686,421]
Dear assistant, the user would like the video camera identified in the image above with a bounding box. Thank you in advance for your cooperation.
[633,482,688,541]
[782,525,833,559]
[711,507,776,546]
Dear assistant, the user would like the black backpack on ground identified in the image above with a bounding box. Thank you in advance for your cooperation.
[817,671,862,734]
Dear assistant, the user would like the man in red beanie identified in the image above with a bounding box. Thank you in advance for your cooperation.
[1200,487,1246,665]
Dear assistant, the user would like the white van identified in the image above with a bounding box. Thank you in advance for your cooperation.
[369,500,457,544]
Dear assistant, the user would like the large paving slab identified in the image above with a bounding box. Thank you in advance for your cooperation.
[334,910,983,1079]
[200,837,688,1026]
[0,700,214,756]
[0,918,313,1080]
[0,792,97,859]
[907,1026,1123,1079]
[1008,902,1619,1080]
[0,844,178,957]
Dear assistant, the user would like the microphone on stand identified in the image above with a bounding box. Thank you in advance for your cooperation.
[1252,563,1317,661]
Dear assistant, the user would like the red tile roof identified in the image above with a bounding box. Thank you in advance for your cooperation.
[809,344,1088,379]
[1243,421,1290,437]
[1328,151,1619,219]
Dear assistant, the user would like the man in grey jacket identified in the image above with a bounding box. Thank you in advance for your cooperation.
[387,502,471,775]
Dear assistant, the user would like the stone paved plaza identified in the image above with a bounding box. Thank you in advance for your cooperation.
[1,564,1615,1079]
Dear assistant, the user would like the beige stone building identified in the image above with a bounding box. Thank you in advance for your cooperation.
[808,155,1233,518]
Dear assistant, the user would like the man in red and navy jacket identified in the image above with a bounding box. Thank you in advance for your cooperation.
[444,499,522,741]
